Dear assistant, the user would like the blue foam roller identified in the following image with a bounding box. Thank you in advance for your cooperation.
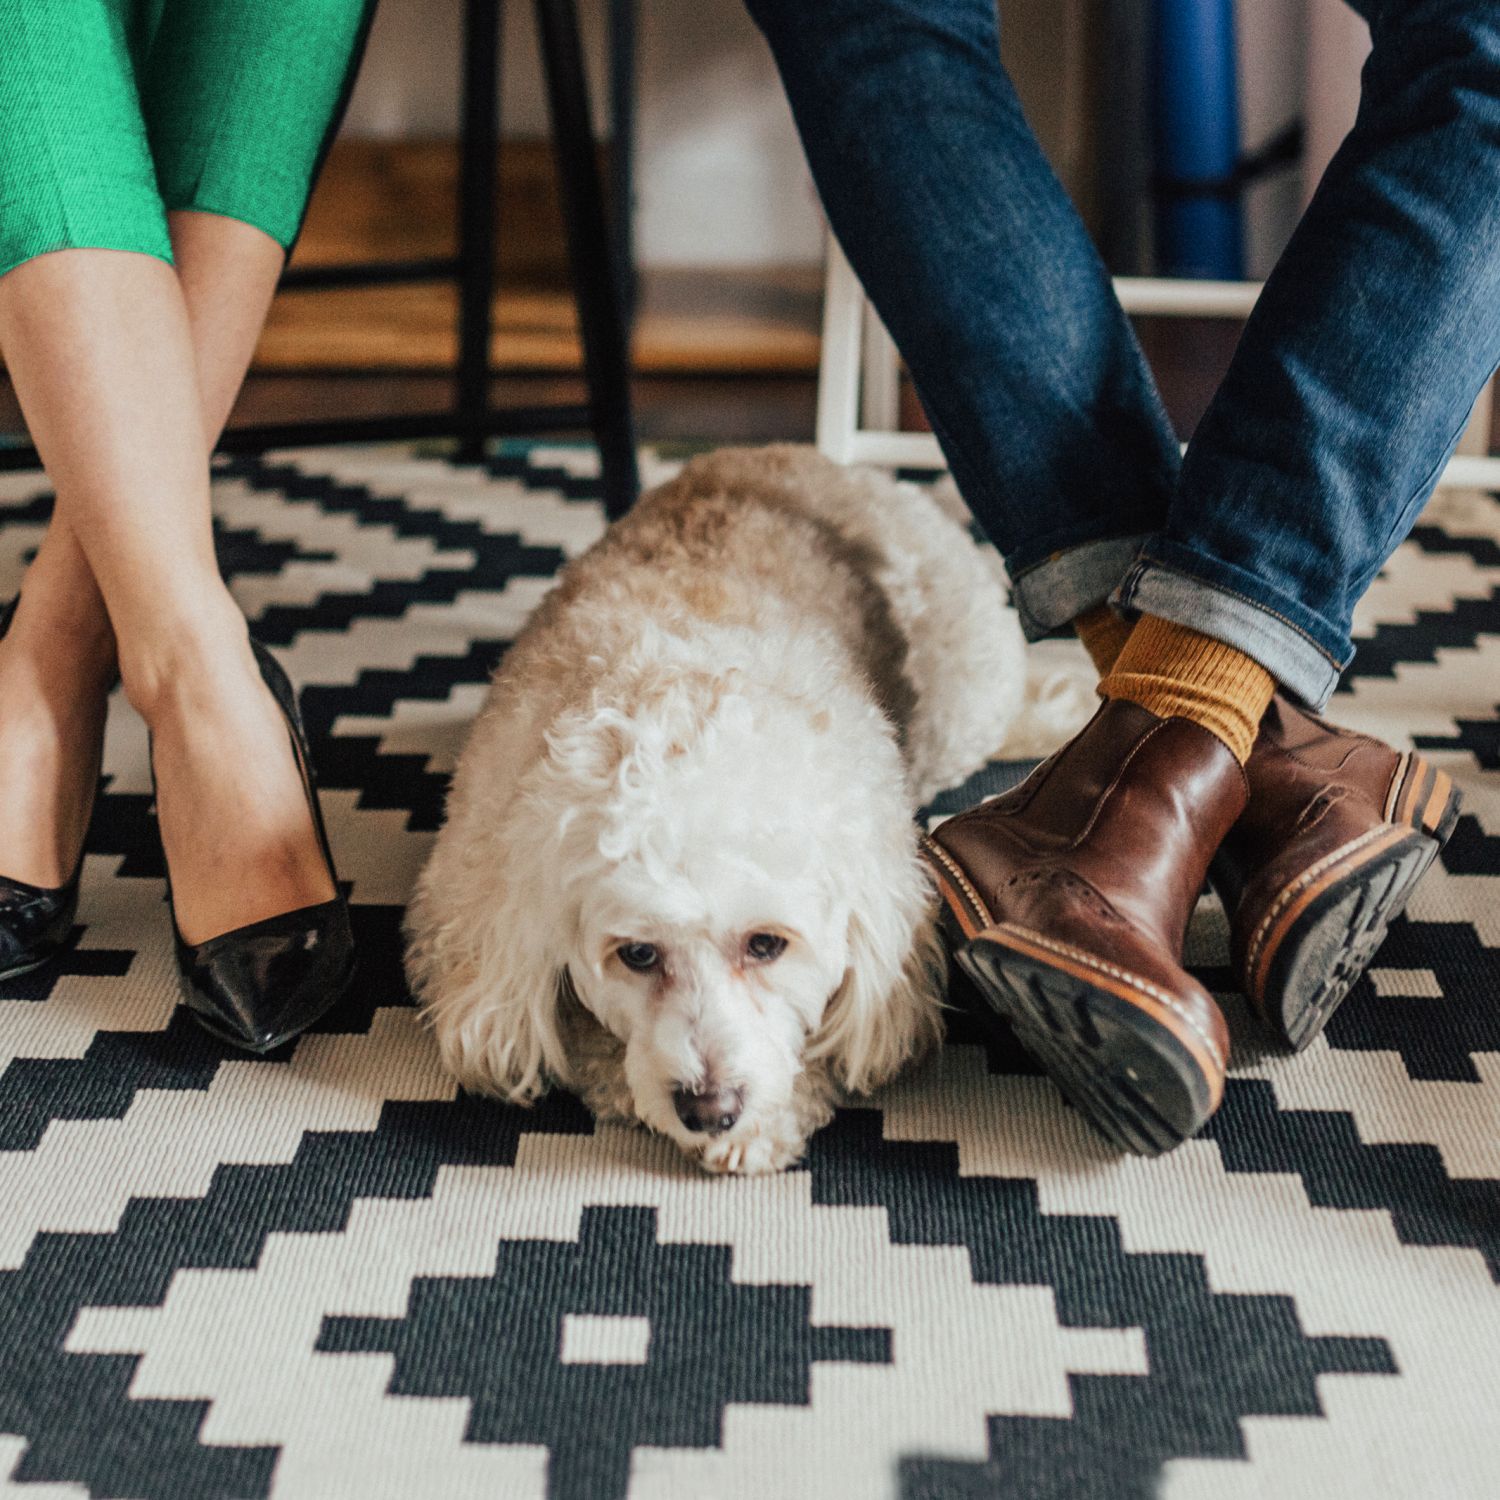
[1152,0,1245,279]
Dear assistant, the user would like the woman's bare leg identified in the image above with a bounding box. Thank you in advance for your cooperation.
[0,243,333,943]
[0,212,283,893]
[0,520,115,887]
[167,210,283,436]
[0,215,283,892]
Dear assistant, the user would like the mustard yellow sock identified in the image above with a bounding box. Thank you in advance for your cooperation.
[1099,614,1274,764]
[1072,603,1136,676]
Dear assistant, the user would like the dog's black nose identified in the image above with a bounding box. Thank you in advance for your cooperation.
[672,1084,743,1135]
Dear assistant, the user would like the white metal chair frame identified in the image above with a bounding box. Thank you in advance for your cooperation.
[815,236,1499,487]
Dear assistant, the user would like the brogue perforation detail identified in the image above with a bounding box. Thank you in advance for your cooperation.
[1000,867,1121,926]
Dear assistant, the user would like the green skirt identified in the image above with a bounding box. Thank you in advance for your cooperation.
[0,0,376,279]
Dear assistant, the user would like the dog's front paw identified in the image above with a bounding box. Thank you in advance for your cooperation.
[697,1114,807,1175]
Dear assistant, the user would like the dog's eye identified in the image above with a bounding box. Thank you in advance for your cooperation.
[616,942,660,973]
[745,932,787,963]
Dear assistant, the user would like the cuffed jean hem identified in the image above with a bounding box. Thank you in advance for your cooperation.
[1010,534,1150,641]
[1113,553,1352,710]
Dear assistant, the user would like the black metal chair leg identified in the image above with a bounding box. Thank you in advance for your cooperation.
[608,0,638,327]
[535,0,640,519]
[456,0,502,464]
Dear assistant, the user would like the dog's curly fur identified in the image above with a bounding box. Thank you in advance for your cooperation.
[405,445,1028,1173]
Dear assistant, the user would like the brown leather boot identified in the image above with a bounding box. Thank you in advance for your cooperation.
[921,698,1247,1155]
[1210,695,1462,1052]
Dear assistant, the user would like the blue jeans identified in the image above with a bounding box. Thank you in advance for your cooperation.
[745,0,1500,708]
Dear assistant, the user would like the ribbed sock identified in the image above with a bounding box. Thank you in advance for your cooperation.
[1072,603,1135,676]
[1099,614,1274,764]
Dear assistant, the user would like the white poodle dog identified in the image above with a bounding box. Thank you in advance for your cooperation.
[405,445,1037,1173]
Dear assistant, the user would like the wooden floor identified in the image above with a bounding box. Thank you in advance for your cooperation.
[0,373,820,452]
[258,270,824,379]
[224,373,823,446]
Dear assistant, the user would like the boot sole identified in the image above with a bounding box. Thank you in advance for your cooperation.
[957,925,1223,1157]
[1242,757,1461,1051]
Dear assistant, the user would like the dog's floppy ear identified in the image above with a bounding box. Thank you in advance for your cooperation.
[406,686,643,1105]
[807,846,946,1096]
[404,808,576,1105]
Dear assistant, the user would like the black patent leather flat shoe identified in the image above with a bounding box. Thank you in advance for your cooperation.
[160,637,356,1052]
[0,597,87,982]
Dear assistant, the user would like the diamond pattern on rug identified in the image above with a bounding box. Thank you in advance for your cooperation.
[1,444,1497,1500]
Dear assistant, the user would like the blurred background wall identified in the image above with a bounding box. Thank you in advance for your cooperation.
[338,0,1367,277]
[341,0,824,269]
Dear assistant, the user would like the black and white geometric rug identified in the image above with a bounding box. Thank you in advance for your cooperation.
[1,443,1496,1500]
